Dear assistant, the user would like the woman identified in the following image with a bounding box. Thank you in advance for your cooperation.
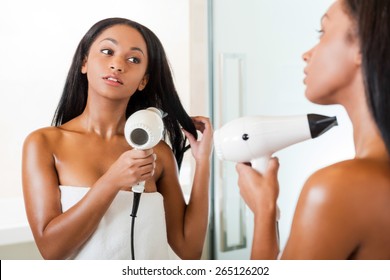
[22,18,213,260]
[236,0,390,259]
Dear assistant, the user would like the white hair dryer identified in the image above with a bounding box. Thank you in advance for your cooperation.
[124,107,165,260]
[124,107,165,192]
[214,114,338,173]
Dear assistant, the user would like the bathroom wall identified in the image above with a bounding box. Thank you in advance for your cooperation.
[0,0,191,199]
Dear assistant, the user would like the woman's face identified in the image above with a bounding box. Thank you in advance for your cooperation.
[81,24,149,100]
[302,0,361,105]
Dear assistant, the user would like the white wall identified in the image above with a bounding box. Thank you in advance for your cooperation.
[0,0,191,198]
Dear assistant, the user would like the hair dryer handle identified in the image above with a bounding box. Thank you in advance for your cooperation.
[250,156,281,221]
[250,157,270,174]
[132,181,145,193]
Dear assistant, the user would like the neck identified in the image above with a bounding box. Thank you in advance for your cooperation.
[343,80,388,160]
[349,105,386,159]
[79,94,129,139]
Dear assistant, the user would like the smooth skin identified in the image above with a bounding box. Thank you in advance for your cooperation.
[22,24,213,260]
[236,0,390,259]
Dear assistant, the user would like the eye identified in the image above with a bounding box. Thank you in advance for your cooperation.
[128,57,141,64]
[101,49,113,55]
[317,29,324,39]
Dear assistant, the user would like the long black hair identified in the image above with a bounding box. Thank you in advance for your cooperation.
[343,0,390,153]
[52,17,197,168]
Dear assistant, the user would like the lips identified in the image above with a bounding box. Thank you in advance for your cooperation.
[303,70,308,84]
[103,75,123,85]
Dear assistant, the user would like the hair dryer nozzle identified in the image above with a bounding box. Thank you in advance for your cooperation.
[124,107,164,150]
[308,114,338,138]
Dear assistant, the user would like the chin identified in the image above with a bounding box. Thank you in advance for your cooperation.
[305,89,331,105]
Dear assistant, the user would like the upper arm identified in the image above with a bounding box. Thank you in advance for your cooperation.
[281,165,360,259]
[154,142,187,250]
[22,129,62,239]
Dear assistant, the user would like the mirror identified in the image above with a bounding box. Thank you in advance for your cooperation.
[210,0,354,259]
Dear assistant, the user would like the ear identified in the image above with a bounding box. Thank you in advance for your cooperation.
[138,74,149,91]
[81,57,88,74]
[355,51,362,66]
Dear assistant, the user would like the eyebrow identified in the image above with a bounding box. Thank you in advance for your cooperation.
[99,37,145,56]
[321,13,329,24]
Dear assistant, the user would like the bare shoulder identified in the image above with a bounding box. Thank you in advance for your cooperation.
[152,140,181,192]
[154,140,175,154]
[283,159,390,259]
[23,126,64,153]
[297,158,390,229]
[153,140,177,167]
[302,159,390,201]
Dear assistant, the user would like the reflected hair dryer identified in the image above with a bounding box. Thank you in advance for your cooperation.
[214,114,338,173]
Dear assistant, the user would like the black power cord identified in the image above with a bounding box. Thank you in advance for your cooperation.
[130,192,142,260]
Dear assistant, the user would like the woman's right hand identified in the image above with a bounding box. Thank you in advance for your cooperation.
[102,148,156,191]
[236,158,280,215]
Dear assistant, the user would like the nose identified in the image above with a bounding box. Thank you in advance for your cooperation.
[302,50,310,62]
[110,65,123,72]
[110,58,124,72]
[302,46,314,62]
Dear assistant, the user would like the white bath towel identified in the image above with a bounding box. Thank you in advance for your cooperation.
[60,186,171,260]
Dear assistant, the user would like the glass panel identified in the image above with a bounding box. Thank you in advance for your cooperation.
[217,53,247,252]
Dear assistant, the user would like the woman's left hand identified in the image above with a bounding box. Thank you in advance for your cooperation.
[182,116,213,162]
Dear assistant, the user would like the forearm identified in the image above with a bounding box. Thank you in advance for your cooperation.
[251,207,280,260]
[182,159,210,259]
[35,178,118,259]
